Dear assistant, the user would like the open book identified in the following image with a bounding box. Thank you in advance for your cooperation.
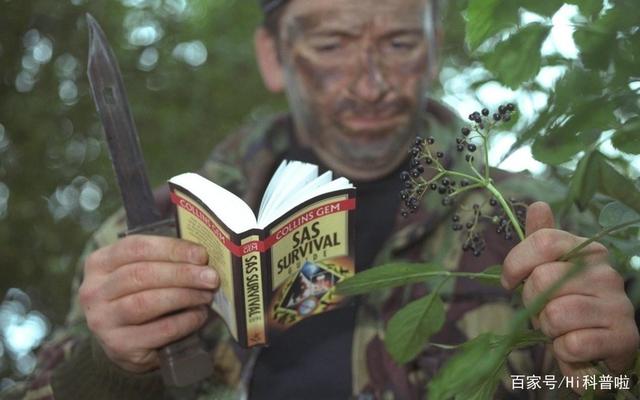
[169,160,356,348]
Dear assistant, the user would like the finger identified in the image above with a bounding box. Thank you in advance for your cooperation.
[537,295,611,339]
[502,231,607,290]
[553,324,640,372]
[100,262,219,300]
[525,201,556,237]
[113,306,209,350]
[113,288,214,325]
[86,235,208,276]
[521,263,624,305]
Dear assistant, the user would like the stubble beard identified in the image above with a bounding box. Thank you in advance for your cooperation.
[291,101,422,180]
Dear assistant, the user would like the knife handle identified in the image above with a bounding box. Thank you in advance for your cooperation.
[121,219,214,387]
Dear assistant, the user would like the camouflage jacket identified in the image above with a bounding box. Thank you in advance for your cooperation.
[4,102,572,400]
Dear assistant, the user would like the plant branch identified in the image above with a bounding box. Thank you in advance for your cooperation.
[485,182,526,240]
[559,218,640,262]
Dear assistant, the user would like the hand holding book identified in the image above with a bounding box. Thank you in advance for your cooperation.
[169,160,357,347]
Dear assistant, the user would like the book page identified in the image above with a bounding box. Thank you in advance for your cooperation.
[170,173,257,233]
[257,162,352,229]
[171,189,238,341]
[258,160,288,218]
[258,161,318,226]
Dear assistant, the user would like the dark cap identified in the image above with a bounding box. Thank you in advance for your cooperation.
[260,0,289,14]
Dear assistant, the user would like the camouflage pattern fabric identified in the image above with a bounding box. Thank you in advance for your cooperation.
[1,101,576,400]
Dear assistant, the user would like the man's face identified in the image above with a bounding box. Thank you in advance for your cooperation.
[274,0,438,181]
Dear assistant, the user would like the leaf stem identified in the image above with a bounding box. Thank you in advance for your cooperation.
[480,131,491,181]
[450,182,484,197]
[443,169,482,183]
[468,160,485,180]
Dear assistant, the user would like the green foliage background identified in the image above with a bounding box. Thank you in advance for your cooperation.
[0,0,638,392]
[0,0,284,325]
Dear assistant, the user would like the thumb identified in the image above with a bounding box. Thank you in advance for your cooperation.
[525,201,556,237]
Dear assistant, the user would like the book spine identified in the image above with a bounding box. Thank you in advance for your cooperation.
[240,235,267,347]
[261,238,273,342]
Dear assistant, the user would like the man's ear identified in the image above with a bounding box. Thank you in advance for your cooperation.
[255,27,284,93]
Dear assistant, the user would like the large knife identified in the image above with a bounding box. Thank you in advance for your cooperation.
[86,13,213,387]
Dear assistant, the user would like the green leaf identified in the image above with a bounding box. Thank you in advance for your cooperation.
[531,99,615,165]
[598,201,640,229]
[552,68,603,112]
[532,128,600,165]
[465,0,519,51]
[595,154,640,214]
[602,236,640,257]
[427,333,507,400]
[428,329,547,399]
[481,23,551,89]
[497,67,603,164]
[504,329,549,349]
[521,0,564,17]
[611,117,640,154]
[384,289,446,363]
[567,151,599,211]
[573,10,617,70]
[335,263,443,296]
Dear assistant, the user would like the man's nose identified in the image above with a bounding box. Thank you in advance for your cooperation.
[349,50,390,103]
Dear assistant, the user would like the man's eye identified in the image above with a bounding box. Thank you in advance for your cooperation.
[390,39,418,50]
[311,41,342,52]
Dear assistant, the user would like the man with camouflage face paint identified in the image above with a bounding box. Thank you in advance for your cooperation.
[6,0,638,399]
[256,0,440,181]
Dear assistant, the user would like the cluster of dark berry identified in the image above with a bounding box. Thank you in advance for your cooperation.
[399,136,463,217]
[490,197,527,241]
[397,103,524,256]
[399,137,430,216]
[456,126,477,163]
[450,198,526,257]
[467,103,515,126]
[451,203,486,257]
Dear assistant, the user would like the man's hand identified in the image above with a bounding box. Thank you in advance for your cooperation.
[501,202,639,379]
[79,235,219,373]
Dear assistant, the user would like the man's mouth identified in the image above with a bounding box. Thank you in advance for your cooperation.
[340,113,406,134]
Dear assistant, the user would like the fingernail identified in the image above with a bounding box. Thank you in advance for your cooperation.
[200,268,218,287]
[190,246,208,264]
[500,276,509,290]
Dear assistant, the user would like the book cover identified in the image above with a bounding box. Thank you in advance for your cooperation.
[168,163,356,347]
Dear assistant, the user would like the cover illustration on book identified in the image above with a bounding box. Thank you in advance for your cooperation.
[168,161,356,348]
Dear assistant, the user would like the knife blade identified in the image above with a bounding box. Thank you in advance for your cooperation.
[86,13,161,231]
